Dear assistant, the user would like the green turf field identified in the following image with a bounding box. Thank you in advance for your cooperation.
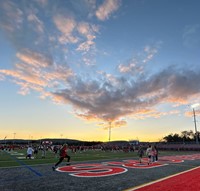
[1,149,199,168]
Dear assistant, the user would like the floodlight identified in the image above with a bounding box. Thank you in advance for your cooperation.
[191,103,200,108]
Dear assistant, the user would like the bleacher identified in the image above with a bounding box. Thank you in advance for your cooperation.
[156,143,200,151]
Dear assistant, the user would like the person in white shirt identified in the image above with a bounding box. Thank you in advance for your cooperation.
[146,144,152,165]
[26,145,34,159]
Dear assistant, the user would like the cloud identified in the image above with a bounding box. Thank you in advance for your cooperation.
[53,14,99,56]
[76,22,98,53]
[82,55,96,66]
[1,49,200,128]
[142,45,158,63]
[98,120,127,129]
[0,1,23,32]
[27,13,44,34]
[77,22,92,37]
[0,1,46,49]
[49,67,200,124]
[96,0,121,21]
[1,1,200,130]
[16,49,53,68]
[76,40,95,52]
[0,1,99,64]
[118,58,140,74]
[0,73,5,81]
[185,109,200,117]
[53,14,79,44]
[182,24,200,48]
[35,0,48,7]
[118,44,160,74]
[0,49,73,96]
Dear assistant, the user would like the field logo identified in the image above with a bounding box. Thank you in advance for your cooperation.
[56,154,200,177]
[57,164,127,177]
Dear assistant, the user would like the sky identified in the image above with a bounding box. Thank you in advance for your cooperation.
[0,0,200,142]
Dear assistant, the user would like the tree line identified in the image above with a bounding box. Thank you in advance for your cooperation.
[162,130,200,143]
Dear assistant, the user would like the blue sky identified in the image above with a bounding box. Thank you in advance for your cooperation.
[0,0,200,142]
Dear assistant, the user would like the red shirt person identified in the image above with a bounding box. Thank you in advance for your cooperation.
[52,144,71,171]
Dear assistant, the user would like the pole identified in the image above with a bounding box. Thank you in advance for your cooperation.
[13,133,16,145]
[109,122,111,142]
[28,135,30,145]
[4,136,7,146]
[193,108,199,144]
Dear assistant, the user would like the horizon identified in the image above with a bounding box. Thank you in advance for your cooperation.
[0,0,200,142]
[0,137,155,143]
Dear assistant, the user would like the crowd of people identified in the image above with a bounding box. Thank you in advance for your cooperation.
[1,142,160,169]
[25,143,159,169]
[137,144,158,165]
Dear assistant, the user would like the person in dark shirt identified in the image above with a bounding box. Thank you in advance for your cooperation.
[137,145,144,163]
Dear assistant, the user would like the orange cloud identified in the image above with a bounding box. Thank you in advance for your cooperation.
[0,49,73,96]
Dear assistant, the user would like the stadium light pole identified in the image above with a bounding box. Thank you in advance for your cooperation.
[4,136,7,145]
[109,122,111,142]
[40,136,42,145]
[28,135,31,145]
[192,107,198,144]
[13,133,16,145]
[191,104,199,144]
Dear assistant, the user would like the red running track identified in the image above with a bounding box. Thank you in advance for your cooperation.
[127,166,200,191]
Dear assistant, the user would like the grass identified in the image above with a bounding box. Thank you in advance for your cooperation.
[0,149,199,168]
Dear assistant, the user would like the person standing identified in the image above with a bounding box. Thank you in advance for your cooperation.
[146,144,152,165]
[33,145,38,159]
[137,145,144,163]
[41,145,46,158]
[154,145,158,161]
[151,145,157,162]
[26,145,34,159]
[52,144,71,171]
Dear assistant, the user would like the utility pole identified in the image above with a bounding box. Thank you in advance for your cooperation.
[192,108,199,144]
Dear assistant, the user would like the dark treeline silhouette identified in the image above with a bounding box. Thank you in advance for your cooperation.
[162,130,200,144]
[0,138,102,146]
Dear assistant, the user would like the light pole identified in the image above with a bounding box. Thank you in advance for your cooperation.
[191,103,199,144]
[192,108,199,144]
[109,122,111,142]
[28,135,31,145]
[40,137,42,145]
[4,136,7,145]
[60,134,63,144]
[13,133,16,145]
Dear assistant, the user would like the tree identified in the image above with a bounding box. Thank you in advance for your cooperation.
[181,130,194,142]
[162,130,200,143]
[163,133,182,143]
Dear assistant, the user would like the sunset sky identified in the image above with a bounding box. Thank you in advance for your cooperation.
[0,0,200,142]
